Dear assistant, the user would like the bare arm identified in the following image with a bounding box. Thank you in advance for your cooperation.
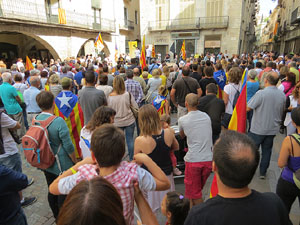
[179,129,186,139]
[9,122,21,131]
[197,88,202,98]
[278,137,291,168]
[15,96,21,104]
[170,88,177,107]
[223,92,229,106]
[134,153,170,191]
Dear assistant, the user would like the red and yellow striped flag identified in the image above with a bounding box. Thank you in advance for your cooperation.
[54,91,84,158]
[95,33,105,52]
[181,40,186,61]
[25,56,34,71]
[58,8,67,24]
[151,44,155,58]
[140,35,146,70]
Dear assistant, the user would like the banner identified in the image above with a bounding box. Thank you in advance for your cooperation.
[128,41,137,58]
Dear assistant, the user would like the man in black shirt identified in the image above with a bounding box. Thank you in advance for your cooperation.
[190,64,202,82]
[199,66,217,96]
[184,131,292,225]
[198,83,225,143]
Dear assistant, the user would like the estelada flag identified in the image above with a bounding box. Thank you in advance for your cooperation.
[25,56,34,71]
[228,69,248,132]
[209,175,218,198]
[115,42,118,62]
[58,8,67,24]
[151,44,156,58]
[214,69,227,99]
[181,40,186,61]
[140,35,146,69]
[54,91,84,158]
[95,33,105,52]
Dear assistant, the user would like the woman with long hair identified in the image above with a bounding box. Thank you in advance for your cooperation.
[79,106,116,158]
[134,104,179,212]
[108,76,138,160]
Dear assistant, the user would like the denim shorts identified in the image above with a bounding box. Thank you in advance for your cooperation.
[0,153,22,172]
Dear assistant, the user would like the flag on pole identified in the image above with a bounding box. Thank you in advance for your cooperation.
[25,56,34,71]
[228,69,248,132]
[181,40,186,61]
[140,35,146,70]
[151,44,156,58]
[209,69,248,198]
[115,42,119,63]
[95,33,105,52]
[54,91,84,158]
[58,8,67,24]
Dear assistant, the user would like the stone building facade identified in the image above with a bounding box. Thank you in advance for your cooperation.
[140,0,257,59]
[0,0,140,61]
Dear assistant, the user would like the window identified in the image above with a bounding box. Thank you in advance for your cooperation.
[93,8,101,24]
[179,0,195,19]
[135,10,138,24]
[155,0,169,28]
[206,0,223,17]
[124,7,128,26]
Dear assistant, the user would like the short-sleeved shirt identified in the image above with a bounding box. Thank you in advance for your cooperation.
[247,81,259,102]
[23,86,41,113]
[199,78,217,97]
[172,77,200,107]
[248,86,286,135]
[0,113,18,159]
[78,87,107,125]
[74,71,83,85]
[184,190,292,225]
[0,82,22,115]
[178,110,213,162]
[224,83,240,114]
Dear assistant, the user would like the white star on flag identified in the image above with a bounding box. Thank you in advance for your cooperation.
[217,75,225,83]
[57,92,72,108]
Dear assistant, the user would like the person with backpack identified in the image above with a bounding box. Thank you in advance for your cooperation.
[31,91,76,219]
[148,59,159,75]
[222,67,243,129]
[276,107,300,218]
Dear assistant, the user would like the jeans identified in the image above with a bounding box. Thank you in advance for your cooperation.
[43,171,66,219]
[0,153,22,172]
[248,132,275,176]
[119,122,135,160]
[2,208,28,225]
[276,176,300,213]
[247,110,253,132]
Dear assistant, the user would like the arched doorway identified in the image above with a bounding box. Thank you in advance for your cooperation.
[77,38,110,60]
[0,31,60,65]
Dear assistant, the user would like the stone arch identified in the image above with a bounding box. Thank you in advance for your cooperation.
[0,31,60,60]
[76,38,110,57]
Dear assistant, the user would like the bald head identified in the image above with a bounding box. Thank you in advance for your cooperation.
[30,76,40,88]
[185,93,198,109]
[265,71,279,86]
[133,68,140,76]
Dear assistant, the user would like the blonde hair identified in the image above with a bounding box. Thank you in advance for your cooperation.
[142,71,149,79]
[152,69,160,78]
[138,105,161,136]
[158,85,168,96]
[292,82,300,99]
[49,74,60,84]
[186,93,198,108]
[162,66,170,77]
[113,76,125,95]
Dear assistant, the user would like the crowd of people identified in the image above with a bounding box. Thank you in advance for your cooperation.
[0,50,299,225]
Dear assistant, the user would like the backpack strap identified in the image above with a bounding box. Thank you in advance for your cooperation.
[32,115,57,128]
[290,134,300,157]
[289,136,295,157]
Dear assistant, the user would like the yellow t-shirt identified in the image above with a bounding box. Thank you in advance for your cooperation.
[140,74,152,79]
[160,75,167,86]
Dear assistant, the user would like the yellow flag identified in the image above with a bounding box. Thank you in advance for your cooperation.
[181,40,186,61]
[25,56,34,71]
[58,8,67,24]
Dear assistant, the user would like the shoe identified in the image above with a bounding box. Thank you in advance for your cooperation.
[21,197,37,208]
[173,167,182,176]
[27,178,34,187]
[259,175,266,179]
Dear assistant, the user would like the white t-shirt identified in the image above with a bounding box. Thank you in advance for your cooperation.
[146,48,152,58]
[79,126,92,159]
[224,83,241,114]
[0,113,18,158]
[178,110,213,163]
[135,49,140,58]
[96,85,113,99]
[13,83,27,94]
[58,166,156,195]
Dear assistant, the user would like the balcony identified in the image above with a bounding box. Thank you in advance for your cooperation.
[291,7,300,24]
[148,16,229,31]
[0,0,115,33]
[119,19,134,31]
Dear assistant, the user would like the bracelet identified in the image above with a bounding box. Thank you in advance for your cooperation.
[70,167,77,174]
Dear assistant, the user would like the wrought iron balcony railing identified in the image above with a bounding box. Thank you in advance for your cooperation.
[148,16,229,31]
[0,0,115,32]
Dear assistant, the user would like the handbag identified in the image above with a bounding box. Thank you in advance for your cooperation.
[128,92,139,119]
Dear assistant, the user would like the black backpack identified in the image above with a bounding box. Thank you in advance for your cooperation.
[0,112,5,155]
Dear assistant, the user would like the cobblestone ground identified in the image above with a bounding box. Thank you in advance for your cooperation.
[21,132,300,225]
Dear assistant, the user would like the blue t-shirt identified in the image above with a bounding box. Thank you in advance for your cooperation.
[0,82,22,114]
[247,81,260,102]
[74,71,83,85]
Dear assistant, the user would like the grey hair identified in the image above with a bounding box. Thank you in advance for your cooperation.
[249,69,257,79]
[2,72,12,82]
[30,69,40,76]
[30,76,40,87]
[19,66,25,73]
[50,65,57,72]
[290,62,297,68]
[11,64,18,71]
